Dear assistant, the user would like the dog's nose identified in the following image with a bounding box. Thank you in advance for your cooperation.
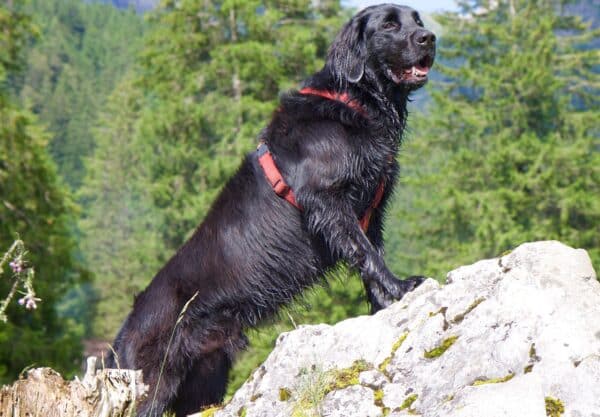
[415,30,436,47]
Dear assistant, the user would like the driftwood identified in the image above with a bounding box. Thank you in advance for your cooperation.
[0,356,147,417]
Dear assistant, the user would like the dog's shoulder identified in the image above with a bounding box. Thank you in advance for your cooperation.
[270,92,369,148]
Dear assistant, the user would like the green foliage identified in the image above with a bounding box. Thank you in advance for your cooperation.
[19,0,145,189]
[282,357,371,417]
[289,365,330,417]
[135,0,345,250]
[386,0,600,279]
[78,74,166,337]
[0,0,86,382]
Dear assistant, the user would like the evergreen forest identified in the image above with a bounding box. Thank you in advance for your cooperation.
[0,0,598,402]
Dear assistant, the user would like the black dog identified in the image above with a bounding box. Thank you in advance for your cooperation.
[107,4,435,416]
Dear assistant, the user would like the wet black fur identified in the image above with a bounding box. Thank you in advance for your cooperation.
[106,4,436,417]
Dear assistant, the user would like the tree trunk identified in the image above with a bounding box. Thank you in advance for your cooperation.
[0,357,147,417]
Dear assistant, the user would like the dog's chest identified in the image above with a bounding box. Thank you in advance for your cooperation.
[349,138,398,209]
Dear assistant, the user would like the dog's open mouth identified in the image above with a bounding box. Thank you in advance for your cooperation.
[389,56,434,85]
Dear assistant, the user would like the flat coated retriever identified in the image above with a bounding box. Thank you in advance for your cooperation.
[106,4,436,416]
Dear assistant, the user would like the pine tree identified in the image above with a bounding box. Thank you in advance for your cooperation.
[0,0,86,382]
[386,0,600,278]
[137,0,345,249]
[19,0,145,190]
[78,75,167,338]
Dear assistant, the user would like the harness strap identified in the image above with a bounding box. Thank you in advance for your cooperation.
[257,143,385,232]
[257,143,301,209]
[299,87,367,115]
[257,88,383,232]
[359,180,386,232]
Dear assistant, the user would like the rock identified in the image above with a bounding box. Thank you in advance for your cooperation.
[210,241,600,417]
[320,385,381,417]
[358,370,388,389]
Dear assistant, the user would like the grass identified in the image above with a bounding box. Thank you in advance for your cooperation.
[149,291,199,416]
[288,359,372,417]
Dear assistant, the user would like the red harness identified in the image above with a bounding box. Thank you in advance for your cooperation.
[298,87,367,115]
[257,88,386,232]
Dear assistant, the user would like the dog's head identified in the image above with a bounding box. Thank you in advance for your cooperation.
[328,4,436,91]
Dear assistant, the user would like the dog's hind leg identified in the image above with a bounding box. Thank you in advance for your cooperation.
[172,350,231,417]
[134,367,183,417]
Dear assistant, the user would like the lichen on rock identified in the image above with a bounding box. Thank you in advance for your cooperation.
[471,373,514,386]
[379,332,409,375]
[199,405,221,417]
[545,396,565,417]
[399,393,418,410]
[423,336,458,359]
[326,359,372,392]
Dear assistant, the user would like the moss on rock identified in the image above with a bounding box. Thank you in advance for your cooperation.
[472,373,514,386]
[399,393,418,411]
[378,332,409,374]
[326,359,371,392]
[451,298,485,324]
[200,405,222,417]
[373,388,384,407]
[545,397,565,417]
[279,387,292,401]
[424,336,458,359]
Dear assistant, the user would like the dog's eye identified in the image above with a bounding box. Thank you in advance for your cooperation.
[413,13,424,27]
[382,21,399,30]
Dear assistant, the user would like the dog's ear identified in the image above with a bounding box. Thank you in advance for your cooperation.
[328,15,367,84]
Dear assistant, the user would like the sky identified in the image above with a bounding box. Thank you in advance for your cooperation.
[343,0,458,13]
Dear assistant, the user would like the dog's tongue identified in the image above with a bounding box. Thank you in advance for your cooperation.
[414,64,430,75]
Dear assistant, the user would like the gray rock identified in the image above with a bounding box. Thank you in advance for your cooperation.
[320,385,382,417]
[212,241,600,417]
[358,370,388,389]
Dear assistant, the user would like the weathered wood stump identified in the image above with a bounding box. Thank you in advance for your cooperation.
[0,357,147,417]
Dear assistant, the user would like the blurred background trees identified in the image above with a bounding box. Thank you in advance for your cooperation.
[1,0,598,395]
[0,1,86,381]
[386,0,599,278]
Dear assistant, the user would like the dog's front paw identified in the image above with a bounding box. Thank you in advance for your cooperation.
[401,275,426,293]
[366,275,426,313]
[383,274,426,302]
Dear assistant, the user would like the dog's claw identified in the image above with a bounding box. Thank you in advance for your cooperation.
[384,274,425,301]
[367,275,426,313]
[402,275,426,292]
